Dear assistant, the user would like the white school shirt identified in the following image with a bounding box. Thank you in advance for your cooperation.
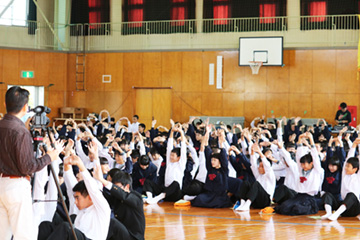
[75,139,95,170]
[250,154,276,200]
[222,140,237,178]
[187,144,199,179]
[279,148,298,191]
[270,144,287,180]
[295,146,324,196]
[149,154,163,176]
[195,151,207,183]
[74,170,111,240]
[127,121,140,133]
[341,147,360,201]
[164,137,187,189]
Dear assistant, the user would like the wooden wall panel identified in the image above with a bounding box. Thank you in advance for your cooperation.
[312,93,336,120]
[123,53,142,91]
[48,91,65,120]
[222,51,245,93]
[289,50,313,93]
[289,93,312,118]
[34,52,50,86]
[222,93,244,117]
[162,52,182,90]
[266,66,289,93]
[335,50,358,94]
[312,50,336,94]
[2,49,19,85]
[266,93,289,117]
[104,91,123,120]
[50,53,67,91]
[244,66,267,93]
[171,93,182,122]
[0,49,3,84]
[182,52,202,92]
[86,53,105,91]
[19,51,35,76]
[181,92,202,118]
[152,89,172,128]
[136,89,153,129]
[244,93,266,123]
[104,53,123,92]
[67,54,76,92]
[142,52,162,87]
[202,92,223,116]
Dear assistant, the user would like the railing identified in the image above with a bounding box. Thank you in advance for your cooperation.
[0,15,358,51]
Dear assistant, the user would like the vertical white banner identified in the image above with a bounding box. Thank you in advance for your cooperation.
[209,63,214,85]
[216,56,223,89]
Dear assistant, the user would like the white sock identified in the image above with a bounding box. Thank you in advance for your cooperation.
[328,204,346,221]
[321,204,332,219]
[147,192,166,204]
[183,195,196,201]
[234,199,246,211]
[236,199,251,211]
[146,192,153,199]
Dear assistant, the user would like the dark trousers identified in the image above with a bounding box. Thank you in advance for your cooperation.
[38,221,89,240]
[273,185,297,204]
[106,218,134,240]
[143,179,183,202]
[182,179,204,196]
[237,181,271,209]
[323,192,360,217]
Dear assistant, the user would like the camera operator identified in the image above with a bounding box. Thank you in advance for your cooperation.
[0,86,64,240]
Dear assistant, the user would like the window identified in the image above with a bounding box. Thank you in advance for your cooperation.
[213,0,231,25]
[127,0,144,27]
[308,1,327,22]
[259,3,276,23]
[171,0,186,26]
[0,0,27,26]
[88,0,102,29]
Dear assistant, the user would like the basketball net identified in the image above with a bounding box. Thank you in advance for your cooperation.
[249,61,263,75]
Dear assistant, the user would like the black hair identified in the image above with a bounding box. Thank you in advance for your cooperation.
[99,157,109,165]
[139,123,146,129]
[112,171,133,189]
[285,142,296,150]
[209,138,218,149]
[120,139,130,146]
[340,102,347,109]
[133,115,139,119]
[5,86,29,114]
[347,157,359,173]
[195,128,206,136]
[171,148,181,157]
[138,155,150,166]
[262,147,272,155]
[131,149,140,159]
[58,163,64,177]
[150,147,159,156]
[328,156,341,169]
[110,117,115,122]
[72,180,88,197]
[300,153,313,164]
[108,168,121,179]
[211,153,221,161]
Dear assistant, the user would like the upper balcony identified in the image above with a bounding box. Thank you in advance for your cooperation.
[0,14,358,52]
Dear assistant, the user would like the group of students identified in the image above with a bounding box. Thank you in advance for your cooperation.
[25,108,360,239]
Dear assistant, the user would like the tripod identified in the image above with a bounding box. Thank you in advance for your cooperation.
[31,126,78,240]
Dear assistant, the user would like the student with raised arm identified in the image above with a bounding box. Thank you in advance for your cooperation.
[191,128,232,208]
[321,138,360,221]
[144,125,187,204]
[234,143,276,211]
[276,132,324,215]
[38,144,111,240]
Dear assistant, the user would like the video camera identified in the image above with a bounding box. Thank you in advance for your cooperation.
[30,106,51,151]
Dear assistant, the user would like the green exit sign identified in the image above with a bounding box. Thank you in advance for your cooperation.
[21,71,34,78]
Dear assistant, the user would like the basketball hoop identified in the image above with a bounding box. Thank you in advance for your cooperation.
[249,61,263,75]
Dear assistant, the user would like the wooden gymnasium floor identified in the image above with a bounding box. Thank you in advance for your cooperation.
[144,202,360,239]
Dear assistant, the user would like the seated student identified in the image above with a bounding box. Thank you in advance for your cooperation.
[321,138,360,221]
[38,152,111,240]
[191,129,232,208]
[234,143,276,211]
[94,168,146,240]
[276,132,324,215]
[132,155,158,194]
[273,141,298,204]
[335,102,351,126]
[111,141,133,174]
[320,136,345,206]
[143,125,187,204]
[182,128,209,200]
